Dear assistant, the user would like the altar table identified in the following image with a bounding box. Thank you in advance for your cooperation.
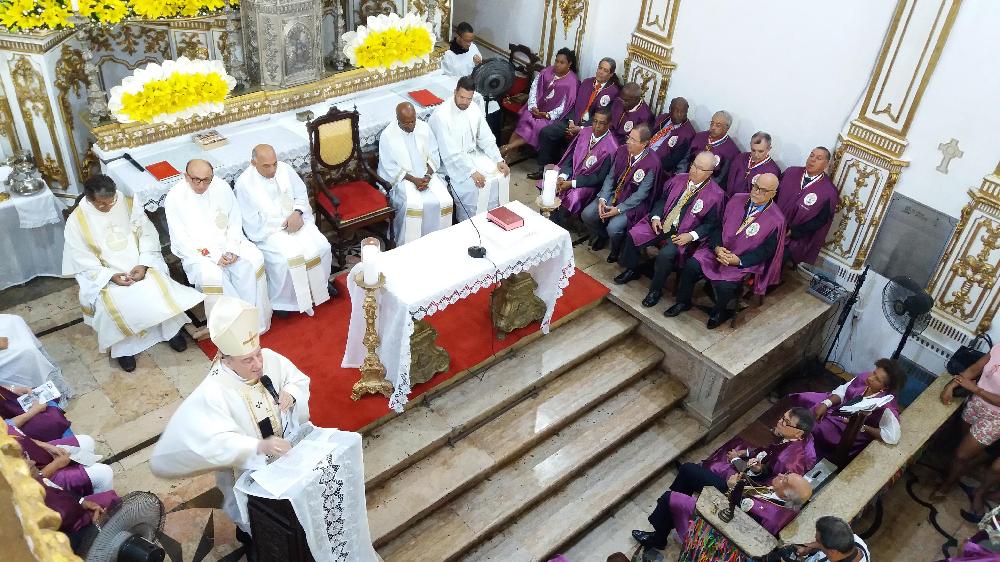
[94,71,459,211]
[0,183,65,290]
[342,201,576,411]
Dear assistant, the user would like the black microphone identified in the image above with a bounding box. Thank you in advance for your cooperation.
[122,152,146,172]
[260,375,279,404]
[444,175,487,258]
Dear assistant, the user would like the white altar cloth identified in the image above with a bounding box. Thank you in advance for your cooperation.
[95,71,459,210]
[342,201,576,411]
[0,187,65,290]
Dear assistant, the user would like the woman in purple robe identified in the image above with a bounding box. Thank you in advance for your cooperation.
[1,384,72,441]
[940,531,1000,561]
[8,422,114,497]
[37,474,119,551]
[702,407,817,485]
[786,358,904,462]
[500,48,579,158]
[775,147,838,266]
[536,107,619,216]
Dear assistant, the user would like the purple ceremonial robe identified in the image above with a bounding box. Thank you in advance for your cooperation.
[649,116,697,162]
[0,386,71,442]
[537,127,619,215]
[776,167,838,265]
[786,371,901,461]
[671,490,798,538]
[609,145,662,225]
[940,532,1000,561]
[627,174,725,261]
[8,424,94,496]
[609,99,653,144]
[701,435,817,485]
[726,153,782,198]
[686,132,741,174]
[571,77,619,123]
[514,66,579,149]
[693,194,786,295]
[41,478,119,533]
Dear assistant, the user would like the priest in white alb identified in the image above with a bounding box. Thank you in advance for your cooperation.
[378,101,453,244]
[149,296,310,551]
[63,174,203,372]
[429,76,511,221]
[165,159,271,332]
[235,144,335,316]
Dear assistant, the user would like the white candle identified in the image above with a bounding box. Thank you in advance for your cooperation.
[542,169,558,206]
[361,244,380,285]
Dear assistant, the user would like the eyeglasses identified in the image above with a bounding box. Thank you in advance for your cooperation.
[89,194,117,211]
[692,164,714,173]
[626,137,644,144]
[752,184,776,193]
[778,415,802,431]
[188,175,213,186]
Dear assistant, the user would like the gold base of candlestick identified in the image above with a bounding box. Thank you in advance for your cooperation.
[535,195,562,218]
[352,272,394,401]
[491,272,546,340]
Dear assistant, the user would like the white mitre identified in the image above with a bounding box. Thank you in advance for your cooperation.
[209,296,260,356]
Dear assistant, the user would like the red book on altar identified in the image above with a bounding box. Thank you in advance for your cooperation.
[145,161,180,182]
[487,206,524,230]
[408,89,444,107]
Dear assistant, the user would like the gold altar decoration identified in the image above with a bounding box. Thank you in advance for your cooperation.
[622,0,681,114]
[538,0,588,66]
[8,54,69,189]
[491,272,546,340]
[352,271,394,401]
[0,433,82,562]
[409,319,449,385]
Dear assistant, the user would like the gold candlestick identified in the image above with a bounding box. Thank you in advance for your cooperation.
[535,195,562,219]
[351,272,395,401]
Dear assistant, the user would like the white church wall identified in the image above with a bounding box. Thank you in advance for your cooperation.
[575,0,640,78]
[453,0,544,57]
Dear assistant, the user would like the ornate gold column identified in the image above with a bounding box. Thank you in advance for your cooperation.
[621,0,681,114]
[925,163,1000,340]
[538,0,590,66]
[821,0,961,273]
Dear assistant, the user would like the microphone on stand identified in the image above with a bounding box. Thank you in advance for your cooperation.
[444,174,487,258]
[260,375,280,404]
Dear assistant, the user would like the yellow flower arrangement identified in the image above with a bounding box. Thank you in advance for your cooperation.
[108,57,236,124]
[78,0,129,25]
[0,0,74,32]
[0,0,237,31]
[343,13,434,72]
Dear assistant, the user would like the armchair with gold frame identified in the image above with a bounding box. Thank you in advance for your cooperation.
[307,106,395,270]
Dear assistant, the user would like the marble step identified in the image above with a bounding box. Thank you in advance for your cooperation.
[367,336,665,547]
[362,302,637,489]
[377,371,689,562]
[467,411,705,561]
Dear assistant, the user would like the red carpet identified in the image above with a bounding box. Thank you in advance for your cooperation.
[197,268,609,430]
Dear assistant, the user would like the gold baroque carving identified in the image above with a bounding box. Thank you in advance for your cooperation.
[177,32,210,59]
[436,0,451,42]
[0,82,19,151]
[0,29,75,54]
[357,0,398,22]
[9,56,68,189]
[558,0,586,39]
[55,44,91,181]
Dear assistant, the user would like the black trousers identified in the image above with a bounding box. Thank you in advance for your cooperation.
[537,119,572,166]
[647,463,728,545]
[621,234,680,291]
[676,257,740,316]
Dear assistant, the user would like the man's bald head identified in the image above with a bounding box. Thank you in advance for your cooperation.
[750,172,779,205]
[251,144,278,179]
[689,150,716,183]
[396,102,417,133]
[184,159,214,194]
[774,473,813,509]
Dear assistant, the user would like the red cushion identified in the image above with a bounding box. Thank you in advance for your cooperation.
[508,76,529,96]
[319,181,389,222]
[501,100,525,113]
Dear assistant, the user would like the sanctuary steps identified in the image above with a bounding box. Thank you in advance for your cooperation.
[361,301,707,561]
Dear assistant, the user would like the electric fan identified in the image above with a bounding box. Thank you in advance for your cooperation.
[81,491,166,562]
[881,276,934,360]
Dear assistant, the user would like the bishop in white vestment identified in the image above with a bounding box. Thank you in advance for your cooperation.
[429,76,510,221]
[165,159,271,332]
[378,102,453,244]
[62,175,203,371]
[234,145,334,315]
[150,297,310,538]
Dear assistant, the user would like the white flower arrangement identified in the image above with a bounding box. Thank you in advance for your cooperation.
[341,12,435,73]
[108,57,236,125]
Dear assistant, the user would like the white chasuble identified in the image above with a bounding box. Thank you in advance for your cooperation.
[429,97,510,221]
[378,120,453,244]
[62,196,203,357]
[234,162,332,315]
[150,348,310,529]
[165,177,271,332]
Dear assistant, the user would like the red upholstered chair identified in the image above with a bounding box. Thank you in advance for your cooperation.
[307,106,394,270]
[500,43,543,136]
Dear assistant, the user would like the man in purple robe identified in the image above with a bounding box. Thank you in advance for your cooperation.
[664,173,786,329]
[609,82,653,145]
[530,57,620,179]
[537,107,618,221]
[631,472,813,549]
[726,131,783,199]
[1,385,71,441]
[614,151,724,309]
[776,146,838,266]
[648,97,697,177]
[582,123,661,262]
[36,473,119,552]
[701,406,817,484]
[500,48,579,160]
[679,110,741,189]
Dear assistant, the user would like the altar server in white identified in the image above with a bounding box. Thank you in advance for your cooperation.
[235,144,335,316]
[429,76,510,221]
[165,159,271,332]
[441,21,482,78]
[150,296,310,542]
[379,102,454,244]
[63,175,203,372]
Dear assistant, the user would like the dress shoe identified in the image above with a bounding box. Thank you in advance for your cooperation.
[590,236,609,251]
[274,310,291,319]
[706,310,731,330]
[526,169,543,180]
[613,269,640,285]
[663,302,691,318]
[606,250,620,263]
[168,332,187,352]
[631,529,666,550]
[117,355,137,372]
[328,281,340,298]
[642,289,662,308]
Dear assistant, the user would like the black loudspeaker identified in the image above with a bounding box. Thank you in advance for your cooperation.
[866,193,958,288]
